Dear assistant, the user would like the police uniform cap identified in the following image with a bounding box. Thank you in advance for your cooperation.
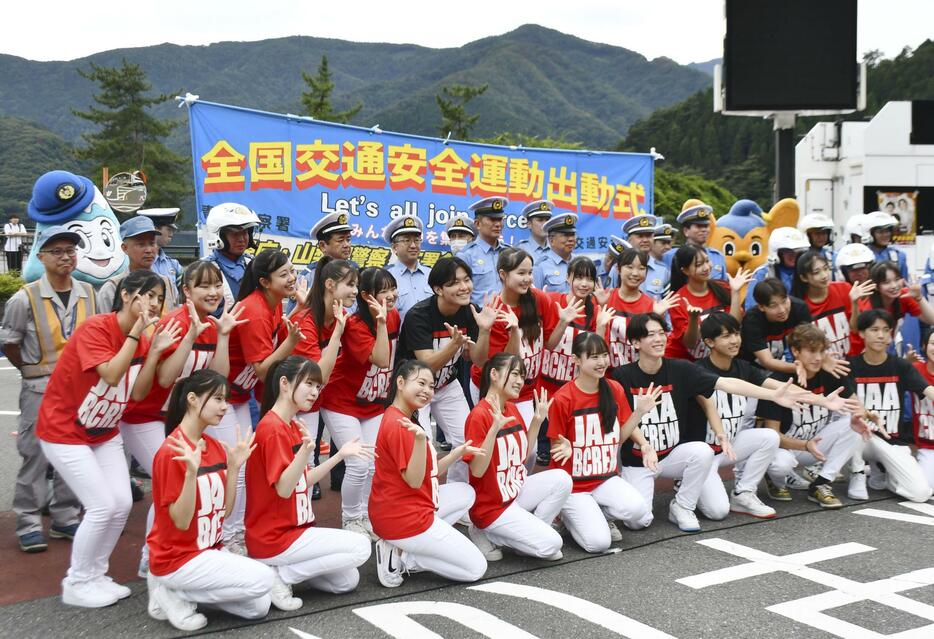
[138,207,180,230]
[468,196,508,218]
[654,223,675,239]
[623,214,658,235]
[677,199,714,226]
[608,235,632,257]
[521,200,554,220]
[311,212,353,241]
[28,170,96,224]
[544,213,578,234]
[383,215,424,242]
[445,215,477,238]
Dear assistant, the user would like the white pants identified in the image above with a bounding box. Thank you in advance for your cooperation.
[561,475,651,553]
[620,441,715,528]
[767,415,860,486]
[855,438,933,503]
[258,527,371,592]
[297,411,320,441]
[418,382,470,483]
[40,436,132,585]
[481,469,570,558]
[918,449,934,492]
[320,409,382,521]
[206,402,252,541]
[389,482,485,582]
[152,549,274,619]
[120,419,165,563]
[697,429,780,520]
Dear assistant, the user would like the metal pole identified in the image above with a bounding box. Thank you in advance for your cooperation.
[772,113,796,201]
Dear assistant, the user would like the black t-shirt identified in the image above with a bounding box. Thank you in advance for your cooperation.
[612,358,719,465]
[847,354,930,443]
[740,297,812,365]
[398,295,479,389]
[756,370,850,440]
[687,356,771,452]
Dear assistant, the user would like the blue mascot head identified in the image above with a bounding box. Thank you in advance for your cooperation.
[24,170,128,286]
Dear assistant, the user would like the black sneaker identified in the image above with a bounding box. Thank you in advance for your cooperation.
[131,478,145,503]
[311,483,322,501]
[536,450,550,466]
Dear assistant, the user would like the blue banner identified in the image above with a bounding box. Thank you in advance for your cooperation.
[188,100,654,267]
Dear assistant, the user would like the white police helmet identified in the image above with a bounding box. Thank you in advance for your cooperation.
[836,242,875,268]
[843,215,872,244]
[767,227,809,264]
[204,202,261,251]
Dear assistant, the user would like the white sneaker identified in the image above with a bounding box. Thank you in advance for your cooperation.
[668,499,701,533]
[152,584,207,631]
[93,576,131,600]
[270,572,303,611]
[729,491,777,519]
[868,469,888,491]
[785,472,812,490]
[543,549,564,561]
[146,576,166,621]
[607,521,623,542]
[61,579,119,608]
[847,472,869,500]
[467,525,503,561]
[361,515,379,542]
[375,539,404,588]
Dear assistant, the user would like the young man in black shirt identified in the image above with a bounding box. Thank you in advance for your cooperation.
[613,313,811,533]
[757,324,863,509]
[846,309,934,502]
[398,256,496,483]
[741,277,813,375]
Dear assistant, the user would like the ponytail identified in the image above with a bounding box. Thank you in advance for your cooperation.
[572,332,617,434]
[238,248,289,301]
[306,256,357,329]
[164,369,230,437]
[260,355,322,414]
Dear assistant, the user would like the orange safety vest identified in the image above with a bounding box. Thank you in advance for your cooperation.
[21,280,96,378]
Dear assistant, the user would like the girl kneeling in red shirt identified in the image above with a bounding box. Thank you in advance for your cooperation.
[246,356,373,611]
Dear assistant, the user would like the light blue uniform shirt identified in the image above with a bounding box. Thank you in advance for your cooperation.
[385,260,433,320]
[743,263,796,310]
[869,244,909,279]
[152,249,182,284]
[641,256,670,300]
[515,238,550,264]
[532,248,571,293]
[459,238,508,306]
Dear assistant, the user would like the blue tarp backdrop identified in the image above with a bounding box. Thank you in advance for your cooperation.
[188,100,654,267]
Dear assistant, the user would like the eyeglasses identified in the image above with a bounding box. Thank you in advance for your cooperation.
[394,236,422,246]
[40,247,78,257]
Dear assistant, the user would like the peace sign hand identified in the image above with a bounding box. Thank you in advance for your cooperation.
[209,301,248,336]
[532,387,553,423]
[222,426,256,469]
[151,319,184,354]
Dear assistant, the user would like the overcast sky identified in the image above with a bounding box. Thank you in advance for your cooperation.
[1,0,931,64]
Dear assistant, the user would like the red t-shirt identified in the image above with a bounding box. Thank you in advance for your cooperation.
[603,289,655,367]
[463,399,528,529]
[36,313,150,445]
[147,428,228,576]
[123,306,218,424]
[540,292,596,395]
[470,288,558,402]
[548,379,630,493]
[245,411,315,558]
[912,361,934,450]
[320,309,401,418]
[368,406,439,540]
[805,282,853,358]
[848,293,921,356]
[666,284,730,361]
[227,291,284,404]
[292,307,343,412]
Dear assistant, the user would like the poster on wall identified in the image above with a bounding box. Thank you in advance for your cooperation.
[863,187,931,244]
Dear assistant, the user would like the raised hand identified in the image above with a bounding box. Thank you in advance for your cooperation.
[728,267,753,293]
[558,297,585,324]
[596,304,616,334]
[296,419,315,451]
[363,292,388,323]
[453,439,486,459]
[532,387,553,423]
[686,303,703,317]
[399,417,426,441]
[222,425,256,469]
[151,319,183,353]
[337,436,376,461]
[283,315,306,343]
[635,383,663,416]
[331,300,348,333]
[550,434,572,464]
[495,300,519,331]
[653,291,681,316]
[293,276,310,306]
[167,432,202,474]
[186,301,211,338]
[908,275,923,300]
[794,360,808,387]
[904,343,922,364]
[131,293,160,333]
[209,301,248,336]
[593,280,610,306]
[849,279,876,302]
[444,322,468,349]
[471,295,498,332]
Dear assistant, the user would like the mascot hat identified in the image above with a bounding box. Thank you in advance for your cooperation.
[28,170,96,224]
[718,200,766,238]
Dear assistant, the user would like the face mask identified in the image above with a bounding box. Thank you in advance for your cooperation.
[449,238,469,254]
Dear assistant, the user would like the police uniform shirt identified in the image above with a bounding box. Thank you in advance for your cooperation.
[613,359,719,465]
[398,295,480,389]
[152,249,182,284]
[641,256,670,300]
[846,353,929,443]
[595,258,614,290]
[459,238,508,306]
[532,248,571,293]
[743,264,796,311]
[756,371,850,440]
[0,274,93,391]
[740,297,813,365]
[385,260,433,320]
[687,356,771,450]
[515,238,550,264]
[869,244,909,279]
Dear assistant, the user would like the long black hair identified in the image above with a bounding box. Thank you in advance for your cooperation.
[355,267,398,335]
[868,261,903,318]
[112,269,166,313]
[791,251,830,299]
[497,248,540,346]
[164,369,230,437]
[479,352,527,400]
[305,256,357,329]
[669,245,730,306]
[566,255,597,327]
[260,355,323,414]
[572,332,617,434]
[237,248,290,301]
[386,359,433,420]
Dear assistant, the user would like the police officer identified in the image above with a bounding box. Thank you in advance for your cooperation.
[533,213,578,293]
[445,215,477,255]
[597,235,631,289]
[865,211,909,278]
[203,202,261,314]
[384,214,432,319]
[459,196,510,305]
[138,208,182,285]
[652,223,675,262]
[96,216,179,312]
[664,198,728,282]
[2,226,92,552]
[624,214,669,299]
[287,212,358,314]
[798,213,836,267]
[515,200,553,264]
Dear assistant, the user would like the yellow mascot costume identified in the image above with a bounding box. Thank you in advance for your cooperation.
[707,198,800,276]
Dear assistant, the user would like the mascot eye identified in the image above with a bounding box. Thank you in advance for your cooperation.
[66,225,89,250]
[750,241,763,257]
[722,241,735,257]
[102,232,112,249]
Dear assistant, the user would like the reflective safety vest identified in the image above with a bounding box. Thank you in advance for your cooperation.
[21,281,96,378]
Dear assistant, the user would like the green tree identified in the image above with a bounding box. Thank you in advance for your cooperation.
[72,59,189,206]
[436,83,488,140]
[301,56,362,124]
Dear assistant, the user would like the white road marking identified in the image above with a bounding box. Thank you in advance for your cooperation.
[289,628,324,639]
[0,411,21,416]
[353,601,539,639]
[854,501,934,526]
